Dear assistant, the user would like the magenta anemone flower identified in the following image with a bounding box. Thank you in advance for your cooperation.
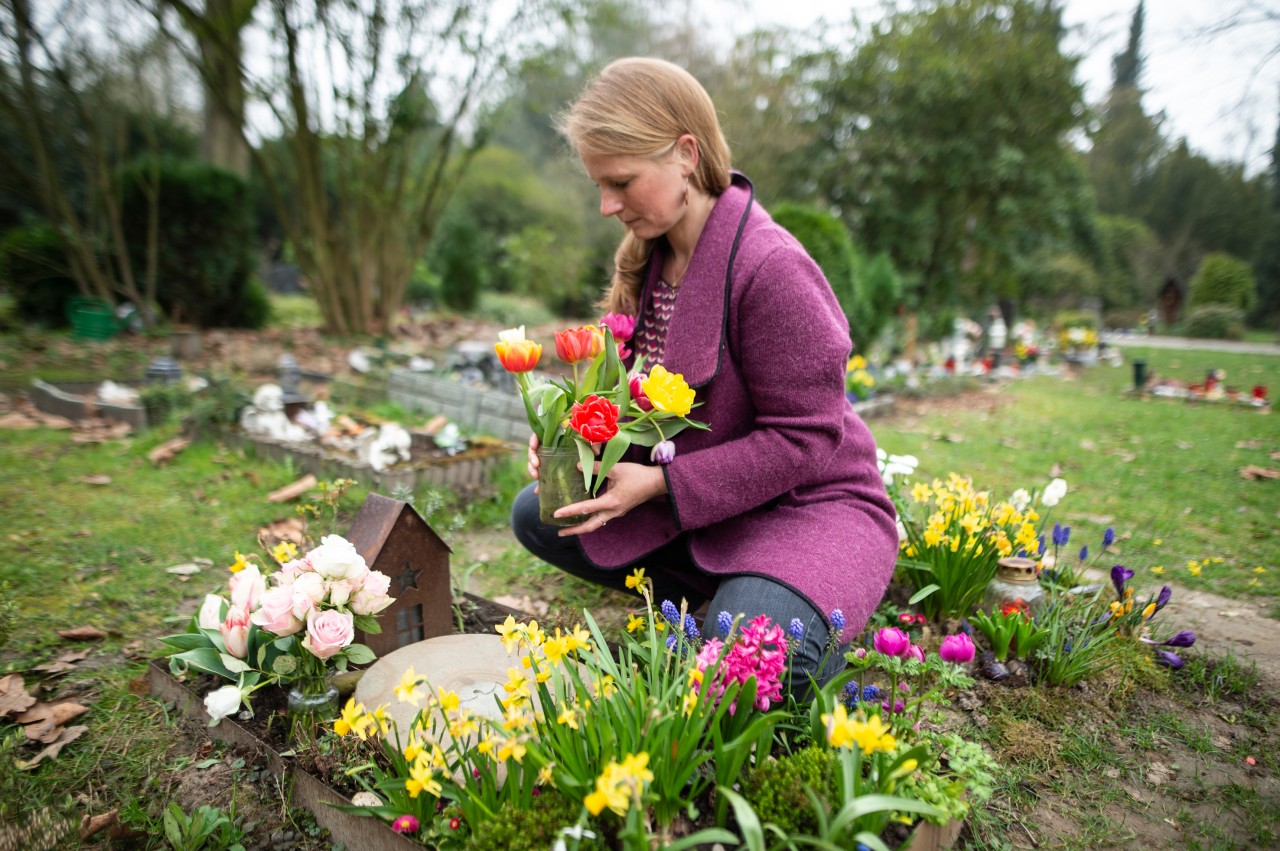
[873,626,911,658]
[939,633,976,665]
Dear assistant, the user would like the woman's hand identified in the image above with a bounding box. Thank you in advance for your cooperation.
[555,461,668,537]
[527,433,541,481]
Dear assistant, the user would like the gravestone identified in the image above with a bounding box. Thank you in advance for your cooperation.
[346,493,453,657]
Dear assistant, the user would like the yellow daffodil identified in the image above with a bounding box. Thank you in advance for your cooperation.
[556,704,579,730]
[821,704,860,750]
[402,737,423,762]
[542,633,570,666]
[524,620,546,647]
[626,613,645,633]
[270,541,298,564]
[333,697,365,737]
[395,667,426,706]
[682,691,698,717]
[850,714,897,754]
[641,365,696,417]
[538,764,555,786]
[593,674,616,699]
[625,567,650,592]
[406,755,442,798]
[437,688,460,715]
[497,737,527,763]
[227,551,248,573]
[495,615,521,652]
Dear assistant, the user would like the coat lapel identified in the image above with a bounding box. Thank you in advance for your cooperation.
[657,173,755,389]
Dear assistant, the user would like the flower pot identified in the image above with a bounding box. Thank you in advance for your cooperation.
[286,672,339,740]
[537,444,592,526]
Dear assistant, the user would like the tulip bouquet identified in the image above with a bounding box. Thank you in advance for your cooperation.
[494,316,708,499]
[161,534,394,725]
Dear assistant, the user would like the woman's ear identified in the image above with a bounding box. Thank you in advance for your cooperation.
[676,133,700,175]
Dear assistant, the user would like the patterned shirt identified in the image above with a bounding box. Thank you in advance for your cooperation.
[633,280,678,367]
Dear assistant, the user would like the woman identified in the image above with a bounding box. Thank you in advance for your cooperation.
[510,57,898,689]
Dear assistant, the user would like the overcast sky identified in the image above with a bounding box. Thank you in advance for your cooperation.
[732,0,1279,174]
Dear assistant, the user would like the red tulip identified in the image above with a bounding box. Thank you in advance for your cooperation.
[569,395,620,443]
[555,326,602,364]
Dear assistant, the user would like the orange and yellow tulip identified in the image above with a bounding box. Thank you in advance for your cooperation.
[495,338,542,373]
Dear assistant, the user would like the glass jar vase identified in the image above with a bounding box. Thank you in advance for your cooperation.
[982,557,1045,617]
[537,443,592,526]
[286,672,339,739]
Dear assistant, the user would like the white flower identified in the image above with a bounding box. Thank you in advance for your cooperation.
[896,517,908,542]
[553,826,598,851]
[1041,477,1068,507]
[308,535,369,583]
[197,594,225,630]
[204,685,242,726]
[498,326,527,344]
[880,453,919,486]
[1010,488,1032,511]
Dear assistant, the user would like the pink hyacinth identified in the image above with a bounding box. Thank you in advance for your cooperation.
[939,633,976,665]
[693,615,789,712]
[873,626,911,658]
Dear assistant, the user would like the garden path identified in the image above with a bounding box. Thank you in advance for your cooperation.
[1103,332,1280,357]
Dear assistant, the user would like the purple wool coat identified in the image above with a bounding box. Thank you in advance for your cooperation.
[580,173,898,631]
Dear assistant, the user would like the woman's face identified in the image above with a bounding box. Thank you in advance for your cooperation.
[580,151,686,240]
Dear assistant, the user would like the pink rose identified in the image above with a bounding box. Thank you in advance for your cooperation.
[873,627,911,658]
[303,609,354,661]
[220,604,251,659]
[280,556,313,579]
[350,571,394,616]
[939,633,976,665]
[327,578,359,608]
[291,572,326,620]
[251,585,303,636]
[229,563,266,611]
[197,594,225,630]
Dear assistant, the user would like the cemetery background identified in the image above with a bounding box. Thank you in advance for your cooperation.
[1,0,1279,846]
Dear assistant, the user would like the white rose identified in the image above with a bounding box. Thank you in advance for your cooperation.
[308,535,369,583]
[203,685,242,726]
[197,594,225,630]
[351,571,394,616]
[1041,477,1068,508]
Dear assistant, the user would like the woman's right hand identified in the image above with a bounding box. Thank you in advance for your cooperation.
[527,433,540,480]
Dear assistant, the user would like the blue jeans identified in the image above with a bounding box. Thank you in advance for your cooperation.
[511,483,847,695]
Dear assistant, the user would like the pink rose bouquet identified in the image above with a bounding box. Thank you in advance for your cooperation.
[161,533,394,723]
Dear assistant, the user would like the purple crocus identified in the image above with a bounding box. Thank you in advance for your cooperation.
[1142,630,1196,648]
[1102,527,1115,548]
[716,610,733,637]
[1154,650,1184,669]
[1153,585,1172,615]
[649,440,676,465]
[1111,564,1134,598]
[788,618,805,641]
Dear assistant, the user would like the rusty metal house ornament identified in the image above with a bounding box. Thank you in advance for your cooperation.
[346,493,453,657]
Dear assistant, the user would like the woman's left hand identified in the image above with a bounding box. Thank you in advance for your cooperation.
[555,461,668,537]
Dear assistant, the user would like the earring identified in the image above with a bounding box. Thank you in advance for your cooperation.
[683,176,689,206]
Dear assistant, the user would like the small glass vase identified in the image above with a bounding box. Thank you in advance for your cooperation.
[286,672,339,739]
[537,443,592,526]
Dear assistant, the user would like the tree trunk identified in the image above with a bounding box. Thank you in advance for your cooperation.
[196,0,252,176]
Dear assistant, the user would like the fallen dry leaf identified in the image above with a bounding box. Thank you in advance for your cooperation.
[121,640,147,661]
[165,563,202,576]
[80,809,119,841]
[17,724,88,769]
[422,414,448,436]
[0,674,38,718]
[1239,465,1280,481]
[148,437,191,465]
[16,700,90,743]
[267,473,318,504]
[257,516,306,552]
[57,626,106,642]
[32,649,92,675]
[73,528,92,538]
[81,474,112,485]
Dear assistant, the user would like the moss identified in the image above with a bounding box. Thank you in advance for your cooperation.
[741,746,838,835]
[462,792,606,851]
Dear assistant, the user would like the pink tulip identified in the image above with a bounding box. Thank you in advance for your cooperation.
[220,605,251,659]
[873,627,911,658]
[600,312,636,343]
[629,374,654,412]
[939,633,976,665]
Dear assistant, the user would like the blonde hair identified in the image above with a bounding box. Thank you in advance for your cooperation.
[558,58,732,314]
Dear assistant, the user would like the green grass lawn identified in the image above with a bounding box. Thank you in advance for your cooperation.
[871,347,1280,606]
